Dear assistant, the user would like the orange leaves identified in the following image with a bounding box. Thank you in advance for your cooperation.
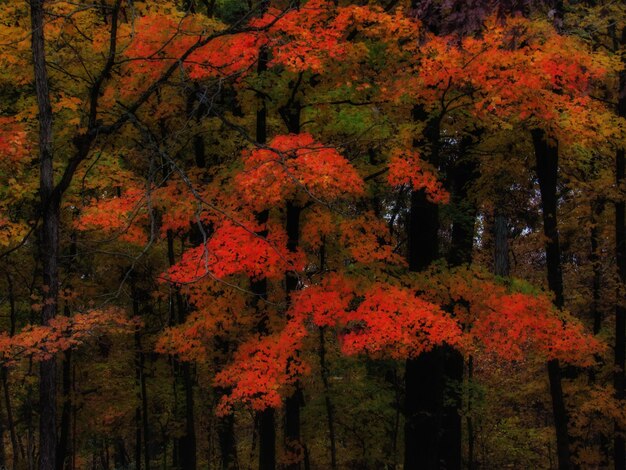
[0,117,28,165]
[236,133,364,211]
[339,213,405,265]
[75,187,148,245]
[0,308,138,364]
[387,149,449,203]
[260,0,348,73]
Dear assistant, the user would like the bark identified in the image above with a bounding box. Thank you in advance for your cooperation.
[254,45,276,470]
[30,1,58,469]
[166,232,198,470]
[404,190,442,470]
[58,235,76,470]
[614,24,626,470]
[284,201,303,469]
[443,148,478,470]
[319,327,337,470]
[281,77,305,470]
[4,273,19,470]
[57,348,72,470]
[493,213,510,277]
[216,410,238,470]
[132,286,150,470]
[404,112,443,470]
[532,129,571,470]
[615,153,626,470]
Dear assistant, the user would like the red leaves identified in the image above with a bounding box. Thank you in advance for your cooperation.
[387,149,449,204]
[470,291,603,366]
[214,319,309,415]
[165,220,304,283]
[236,133,364,211]
[342,285,461,359]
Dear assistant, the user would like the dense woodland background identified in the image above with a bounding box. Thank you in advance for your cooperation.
[0,0,624,468]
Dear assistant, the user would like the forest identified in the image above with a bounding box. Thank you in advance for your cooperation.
[0,0,624,469]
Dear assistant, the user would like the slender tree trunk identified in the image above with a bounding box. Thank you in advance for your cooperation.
[132,286,150,470]
[57,348,71,470]
[30,1,58,469]
[319,327,337,470]
[532,129,571,470]
[280,84,305,470]
[58,234,76,470]
[166,232,197,470]
[614,25,626,470]
[284,200,303,469]
[140,347,150,470]
[113,439,127,470]
[590,200,603,337]
[254,45,275,470]
[135,404,142,470]
[4,272,19,470]
[493,213,510,277]
[0,376,6,468]
[216,410,237,470]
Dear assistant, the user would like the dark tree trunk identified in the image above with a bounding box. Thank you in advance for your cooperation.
[135,404,142,470]
[4,273,19,470]
[493,213,510,277]
[113,439,128,470]
[281,80,305,470]
[614,25,626,470]
[285,201,304,470]
[0,377,6,468]
[443,148,478,470]
[216,411,238,470]
[132,287,150,470]
[404,188,442,470]
[166,232,197,470]
[58,235,76,470]
[532,129,571,470]
[404,112,443,470]
[254,46,276,470]
[30,1,58,469]
[57,348,71,470]
[319,327,337,470]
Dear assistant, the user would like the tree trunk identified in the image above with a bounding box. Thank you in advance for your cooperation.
[30,1,58,469]
[58,235,76,470]
[493,213,510,277]
[532,129,571,470]
[404,188,442,470]
[319,327,337,470]
[254,45,276,470]
[404,111,443,470]
[443,148,478,470]
[57,348,71,470]
[280,82,305,470]
[614,24,626,470]
[4,273,19,470]
[166,232,197,470]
